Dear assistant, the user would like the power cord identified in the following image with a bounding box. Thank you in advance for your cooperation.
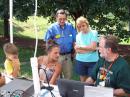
[39,68,55,97]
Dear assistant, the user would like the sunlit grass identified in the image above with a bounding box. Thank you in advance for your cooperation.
[13,16,51,39]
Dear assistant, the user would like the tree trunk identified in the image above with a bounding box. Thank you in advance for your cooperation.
[4,0,9,38]
[71,10,82,28]
[4,14,9,38]
[128,4,130,34]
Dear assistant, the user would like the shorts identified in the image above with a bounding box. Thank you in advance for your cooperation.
[75,60,96,76]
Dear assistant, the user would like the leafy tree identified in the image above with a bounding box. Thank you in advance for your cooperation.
[0,0,130,41]
[0,0,34,38]
[0,0,9,38]
[37,0,130,40]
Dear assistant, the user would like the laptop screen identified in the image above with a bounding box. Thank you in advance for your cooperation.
[57,79,94,97]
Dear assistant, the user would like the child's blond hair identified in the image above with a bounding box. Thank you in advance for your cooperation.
[3,43,18,55]
[76,16,90,32]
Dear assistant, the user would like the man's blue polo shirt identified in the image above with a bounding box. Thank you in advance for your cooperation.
[44,22,77,54]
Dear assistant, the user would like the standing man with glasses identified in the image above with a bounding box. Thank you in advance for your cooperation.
[44,9,77,79]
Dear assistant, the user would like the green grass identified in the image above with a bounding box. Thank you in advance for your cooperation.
[0,47,44,63]
[13,16,51,39]
[0,19,4,34]
[0,17,52,39]
[20,62,32,78]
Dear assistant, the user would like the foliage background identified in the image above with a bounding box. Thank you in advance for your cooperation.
[0,0,130,41]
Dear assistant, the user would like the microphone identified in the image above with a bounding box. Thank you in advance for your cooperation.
[39,67,55,97]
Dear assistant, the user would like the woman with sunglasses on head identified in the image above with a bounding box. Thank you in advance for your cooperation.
[38,40,62,85]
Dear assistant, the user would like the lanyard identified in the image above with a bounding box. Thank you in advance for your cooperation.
[103,62,114,77]
[101,55,119,80]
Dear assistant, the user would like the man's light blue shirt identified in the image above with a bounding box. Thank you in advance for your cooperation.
[44,22,77,53]
[76,30,99,62]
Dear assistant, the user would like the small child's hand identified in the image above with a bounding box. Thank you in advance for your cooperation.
[12,58,20,78]
[12,58,20,65]
[12,59,20,71]
[0,75,5,86]
[74,44,80,50]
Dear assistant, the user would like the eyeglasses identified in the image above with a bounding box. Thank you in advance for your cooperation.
[58,18,66,21]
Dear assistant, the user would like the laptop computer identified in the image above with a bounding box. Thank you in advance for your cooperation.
[57,79,94,97]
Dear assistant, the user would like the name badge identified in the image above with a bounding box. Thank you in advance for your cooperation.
[99,81,105,87]
[55,34,61,38]
[69,34,72,37]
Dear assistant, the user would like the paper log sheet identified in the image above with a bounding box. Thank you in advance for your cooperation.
[84,86,113,97]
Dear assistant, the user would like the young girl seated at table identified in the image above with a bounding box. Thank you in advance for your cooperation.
[38,40,62,85]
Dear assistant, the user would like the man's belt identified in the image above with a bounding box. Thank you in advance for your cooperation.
[60,52,71,55]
